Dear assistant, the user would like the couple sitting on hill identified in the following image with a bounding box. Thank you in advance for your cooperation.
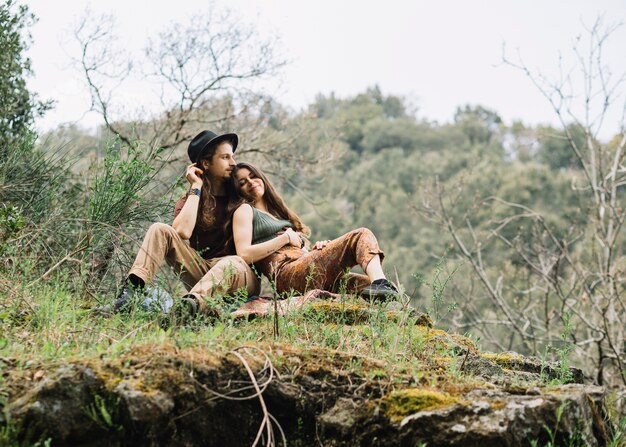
[103,130,398,319]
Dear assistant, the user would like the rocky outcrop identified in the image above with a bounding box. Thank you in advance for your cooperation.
[1,343,617,446]
[368,386,611,447]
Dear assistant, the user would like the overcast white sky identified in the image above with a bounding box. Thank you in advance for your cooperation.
[27,0,626,139]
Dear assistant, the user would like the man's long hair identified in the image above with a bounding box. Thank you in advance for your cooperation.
[222,162,310,251]
[196,166,217,230]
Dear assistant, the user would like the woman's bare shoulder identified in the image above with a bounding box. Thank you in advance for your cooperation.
[234,203,253,218]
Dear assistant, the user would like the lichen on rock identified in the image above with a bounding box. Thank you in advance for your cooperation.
[381,388,460,421]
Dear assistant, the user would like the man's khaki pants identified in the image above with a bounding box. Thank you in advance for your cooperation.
[128,223,260,313]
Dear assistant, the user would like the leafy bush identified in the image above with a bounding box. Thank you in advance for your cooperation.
[0,133,170,301]
[86,141,169,284]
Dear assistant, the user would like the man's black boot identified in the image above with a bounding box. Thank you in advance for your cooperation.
[92,275,144,315]
[111,285,136,313]
[115,274,145,312]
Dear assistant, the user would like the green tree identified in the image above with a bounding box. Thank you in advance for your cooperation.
[454,104,502,146]
[310,86,410,154]
[0,0,50,150]
[535,124,586,170]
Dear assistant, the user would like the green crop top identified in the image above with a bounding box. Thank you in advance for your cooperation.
[251,207,294,244]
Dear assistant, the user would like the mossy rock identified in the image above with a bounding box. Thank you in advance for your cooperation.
[381,388,459,421]
[413,326,478,354]
[481,352,524,365]
[3,343,614,446]
[480,351,584,384]
[306,301,371,324]
[305,301,432,327]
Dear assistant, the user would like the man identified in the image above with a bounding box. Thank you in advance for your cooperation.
[100,130,260,319]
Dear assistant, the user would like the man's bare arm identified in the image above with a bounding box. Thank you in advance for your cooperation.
[172,163,203,239]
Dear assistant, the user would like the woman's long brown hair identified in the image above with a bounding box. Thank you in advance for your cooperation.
[222,162,310,252]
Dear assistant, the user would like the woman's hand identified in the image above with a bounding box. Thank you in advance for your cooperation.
[312,239,330,250]
[185,163,203,188]
[283,228,302,247]
[277,229,306,248]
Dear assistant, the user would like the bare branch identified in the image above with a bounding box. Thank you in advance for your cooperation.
[71,5,287,152]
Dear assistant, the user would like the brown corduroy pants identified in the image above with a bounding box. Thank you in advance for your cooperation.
[270,227,384,296]
[128,223,260,313]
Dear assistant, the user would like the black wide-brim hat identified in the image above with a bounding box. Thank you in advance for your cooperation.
[188,130,238,163]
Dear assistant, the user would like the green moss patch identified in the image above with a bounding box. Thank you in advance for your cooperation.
[481,352,524,365]
[306,301,371,324]
[381,388,459,421]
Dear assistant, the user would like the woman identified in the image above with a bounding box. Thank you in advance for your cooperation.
[227,162,398,300]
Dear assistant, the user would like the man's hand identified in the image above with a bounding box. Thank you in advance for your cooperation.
[312,240,330,250]
[185,163,203,188]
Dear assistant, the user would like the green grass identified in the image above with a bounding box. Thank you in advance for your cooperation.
[2,272,625,447]
[0,271,467,386]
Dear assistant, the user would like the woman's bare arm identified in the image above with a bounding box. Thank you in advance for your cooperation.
[232,204,300,263]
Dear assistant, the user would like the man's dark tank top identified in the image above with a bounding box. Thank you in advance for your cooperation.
[173,195,231,259]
